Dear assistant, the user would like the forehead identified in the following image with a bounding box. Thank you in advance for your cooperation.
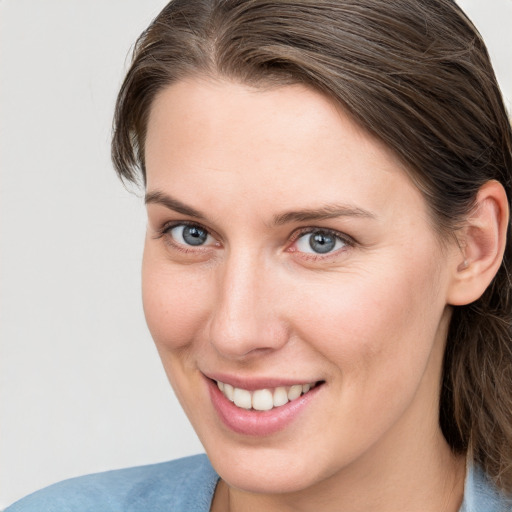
[146,77,395,160]
[144,78,427,223]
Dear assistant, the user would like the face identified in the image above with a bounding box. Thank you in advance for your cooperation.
[142,78,458,495]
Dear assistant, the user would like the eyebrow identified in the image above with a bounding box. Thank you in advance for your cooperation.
[145,189,375,225]
[272,205,376,225]
[145,190,206,220]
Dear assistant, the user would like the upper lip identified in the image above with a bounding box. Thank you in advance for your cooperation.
[203,372,321,391]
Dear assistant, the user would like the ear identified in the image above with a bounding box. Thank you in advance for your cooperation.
[447,180,509,306]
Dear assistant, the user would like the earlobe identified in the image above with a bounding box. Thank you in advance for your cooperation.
[447,180,509,306]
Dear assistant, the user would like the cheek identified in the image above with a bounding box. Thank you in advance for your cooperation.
[293,257,446,384]
[288,261,449,456]
[141,248,211,352]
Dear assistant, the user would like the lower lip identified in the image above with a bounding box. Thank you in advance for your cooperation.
[206,378,322,436]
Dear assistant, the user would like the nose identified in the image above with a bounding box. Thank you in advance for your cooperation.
[208,250,288,360]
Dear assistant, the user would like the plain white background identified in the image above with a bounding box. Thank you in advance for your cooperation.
[1,0,511,508]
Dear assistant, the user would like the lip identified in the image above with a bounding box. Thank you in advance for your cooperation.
[206,373,320,391]
[205,375,323,436]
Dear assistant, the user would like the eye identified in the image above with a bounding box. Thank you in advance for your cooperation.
[294,229,348,255]
[168,223,215,247]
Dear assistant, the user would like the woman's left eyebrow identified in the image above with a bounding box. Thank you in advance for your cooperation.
[272,205,376,226]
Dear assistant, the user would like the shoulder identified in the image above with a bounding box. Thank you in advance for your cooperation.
[460,464,512,512]
[5,453,219,512]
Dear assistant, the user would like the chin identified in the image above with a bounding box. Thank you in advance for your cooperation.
[218,462,319,495]
[204,440,330,495]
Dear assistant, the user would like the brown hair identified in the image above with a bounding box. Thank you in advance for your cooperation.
[112,0,512,493]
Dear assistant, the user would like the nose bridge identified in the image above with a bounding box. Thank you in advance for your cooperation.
[208,247,285,358]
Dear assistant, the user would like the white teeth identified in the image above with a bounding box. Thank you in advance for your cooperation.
[252,389,274,411]
[273,387,289,407]
[223,383,234,401]
[216,380,317,411]
[233,388,252,409]
[287,384,303,401]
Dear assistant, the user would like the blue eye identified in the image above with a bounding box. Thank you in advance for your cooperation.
[169,224,213,246]
[295,230,347,254]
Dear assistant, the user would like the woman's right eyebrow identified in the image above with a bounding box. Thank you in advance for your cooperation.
[145,190,206,220]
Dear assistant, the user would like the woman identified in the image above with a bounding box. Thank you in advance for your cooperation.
[7,0,512,510]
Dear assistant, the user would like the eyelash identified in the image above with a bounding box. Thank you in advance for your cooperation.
[288,227,354,260]
[155,221,354,259]
[154,221,220,253]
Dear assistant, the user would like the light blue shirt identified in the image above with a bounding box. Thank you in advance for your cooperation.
[460,464,511,512]
[5,454,511,511]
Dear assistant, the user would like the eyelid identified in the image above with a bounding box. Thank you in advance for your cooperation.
[289,226,355,246]
[154,220,221,247]
[153,221,354,258]
[287,226,355,257]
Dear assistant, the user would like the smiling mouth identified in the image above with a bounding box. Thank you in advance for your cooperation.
[215,380,322,411]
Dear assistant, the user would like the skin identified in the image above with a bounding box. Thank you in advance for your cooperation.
[142,77,468,511]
